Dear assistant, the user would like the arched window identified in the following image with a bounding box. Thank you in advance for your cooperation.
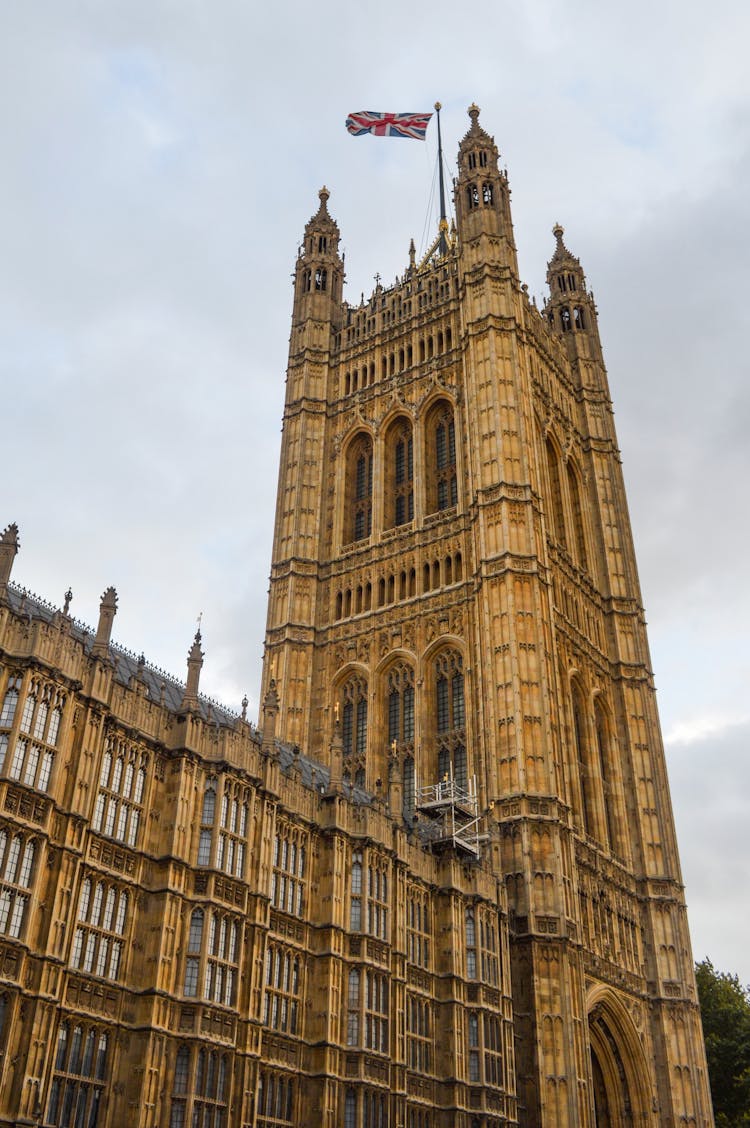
[567,460,588,570]
[345,434,373,544]
[426,401,458,514]
[434,650,467,787]
[384,417,414,528]
[387,663,414,751]
[595,700,619,856]
[545,437,568,550]
[198,785,216,867]
[572,682,595,840]
[341,675,368,781]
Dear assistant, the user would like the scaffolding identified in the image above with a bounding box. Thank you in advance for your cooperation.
[415,767,484,859]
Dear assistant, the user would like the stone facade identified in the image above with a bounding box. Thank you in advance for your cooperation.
[0,104,712,1127]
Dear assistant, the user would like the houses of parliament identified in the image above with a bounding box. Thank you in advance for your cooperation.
[0,106,713,1126]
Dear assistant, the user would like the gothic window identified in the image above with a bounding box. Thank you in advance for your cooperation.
[349,850,388,940]
[318,236,327,253]
[362,1090,388,1128]
[467,184,479,209]
[387,663,414,751]
[183,909,203,996]
[0,829,35,939]
[434,650,467,788]
[263,945,301,1034]
[169,1046,229,1128]
[426,401,458,514]
[271,825,307,916]
[347,967,361,1045]
[182,908,240,1006]
[0,675,20,726]
[197,783,215,867]
[46,1023,108,1128]
[2,677,64,793]
[465,907,477,979]
[204,913,241,1005]
[467,1012,503,1088]
[572,682,596,841]
[70,877,128,980]
[303,269,311,293]
[403,756,415,821]
[341,675,368,775]
[91,738,147,847]
[345,434,373,544]
[216,785,249,879]
[257,1072,295,1127]
[384,417,414,528]
[406,888,431,969]
[567,459,589,570]
[560,306,572,332]
[406,995,432,1071]
[545,437,568,551]
[573,305,585,329]
[358,970,389,1052]
[314,267,327,291]
[595,700,620,856]
[482,182,493,205]
[480,912,500,985]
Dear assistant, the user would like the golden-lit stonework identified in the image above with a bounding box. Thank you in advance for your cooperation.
[0,106,712,1127]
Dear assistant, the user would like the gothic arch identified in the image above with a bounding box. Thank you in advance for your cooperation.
[592,692,625,859]
[341,428,374,545]
[544,431,568,550]
[566,455,589,571]
[423,395,459,515]
[382,413,414,529]
[424,644,467,789]
[586,986,656,1126]
[332,665,370,788]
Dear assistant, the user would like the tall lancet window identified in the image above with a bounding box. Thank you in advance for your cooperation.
[427,400,458,514]
[545,436,568,551]
[595,699,620,856]
[345,434,373,544]
[572,682,596,841]
[341,675,368,787]
[434,649,467,788]
[386,662,416,819]
[385,417,413,529]
[567,459,588,571]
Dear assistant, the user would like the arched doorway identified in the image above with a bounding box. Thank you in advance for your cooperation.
[587,989,655,1127]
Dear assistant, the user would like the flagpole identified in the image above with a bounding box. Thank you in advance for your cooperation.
[435,101,448,256]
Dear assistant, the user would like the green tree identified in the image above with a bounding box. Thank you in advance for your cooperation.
[696,958,750,1126]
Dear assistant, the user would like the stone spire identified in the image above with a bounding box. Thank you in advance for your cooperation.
[180,631,204,711]
[92,587,118,658]
[0,523,19,602]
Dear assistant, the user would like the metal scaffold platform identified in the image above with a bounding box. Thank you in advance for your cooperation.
[415,769,485,859]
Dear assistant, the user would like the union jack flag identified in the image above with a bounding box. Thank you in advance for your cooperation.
[345,111,432,140]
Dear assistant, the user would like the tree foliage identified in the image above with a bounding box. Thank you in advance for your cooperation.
[696,958,750,1126]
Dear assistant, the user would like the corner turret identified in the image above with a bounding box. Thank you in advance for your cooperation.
[0,523,19,602]
[543,224,604,367]
[293,186,344,321]
[454,104,518,276]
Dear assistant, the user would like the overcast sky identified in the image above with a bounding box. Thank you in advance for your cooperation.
[2,1,748,983]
